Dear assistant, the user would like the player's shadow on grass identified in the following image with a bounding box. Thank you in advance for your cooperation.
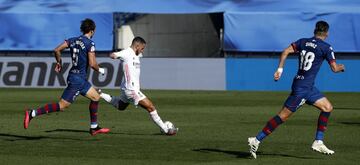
[0,133,45,141]
[193,148,318,159]
[0,133,96,142]
[45,129,90,134]
[192,148,250,159]
[45,128,161,136]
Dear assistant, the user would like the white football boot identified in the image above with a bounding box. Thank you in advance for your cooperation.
[311,140,335,155]
[166,127,179,136]
[248,137,260,159]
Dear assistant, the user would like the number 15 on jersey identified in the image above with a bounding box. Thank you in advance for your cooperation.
[72,48,79,66]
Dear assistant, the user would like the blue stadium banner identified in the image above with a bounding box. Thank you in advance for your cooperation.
[0,13,113,50]
[224,12,360,52]
[226,58,360,92]
[1,0,359,14]
[1,0,360,52]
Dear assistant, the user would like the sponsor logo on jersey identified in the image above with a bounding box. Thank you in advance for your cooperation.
[296,75,305,80]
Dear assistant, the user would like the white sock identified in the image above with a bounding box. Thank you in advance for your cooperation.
[315,140,323,144]
[31,110,36,117]
[91,124,98,129]
[149,110,167,132]
[100,93,112,103]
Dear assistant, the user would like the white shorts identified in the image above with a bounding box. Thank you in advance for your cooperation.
[119,89,146,106]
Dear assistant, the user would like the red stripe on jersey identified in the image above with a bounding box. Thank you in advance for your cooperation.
[328,59,336,64]
[64,40,69,47]
[291,43,297,52]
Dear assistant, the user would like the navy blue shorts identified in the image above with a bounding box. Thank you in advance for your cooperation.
[61,75,91,103]
[284,87,324,112]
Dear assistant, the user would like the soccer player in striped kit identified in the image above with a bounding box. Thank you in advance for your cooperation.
[248,21,345,158]
[23,18,110,136]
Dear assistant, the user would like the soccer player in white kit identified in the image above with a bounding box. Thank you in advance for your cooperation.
[99,37,177,135]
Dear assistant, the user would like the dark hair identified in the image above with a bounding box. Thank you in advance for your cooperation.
[80,18,96,34]
[314,21,329,35]
[131,36,146,45]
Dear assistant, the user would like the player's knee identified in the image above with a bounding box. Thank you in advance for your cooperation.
[279,115,289,122]
[91,94,100,102]
[146,105,156,112]
[278,107,292,122]
[59,101,70,110]
[323,104,333,112]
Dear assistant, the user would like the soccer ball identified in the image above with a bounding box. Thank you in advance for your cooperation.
[161,121,177,135]
[164,121,174,129]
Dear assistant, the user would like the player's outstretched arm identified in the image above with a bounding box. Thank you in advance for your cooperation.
[110,51,123,59]
[110,52,117,59]
[274,45,294,81]
[330,62,345,73]
[54,41,68,73]
[88,52,105,75]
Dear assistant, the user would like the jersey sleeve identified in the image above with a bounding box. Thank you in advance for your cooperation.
[291,39,302,52]
[65,38,73,48]
[113,50,127,60]
[89,42,96,53]
[325,46,336,64]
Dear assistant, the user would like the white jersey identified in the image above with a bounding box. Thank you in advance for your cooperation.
[113,47,142,91]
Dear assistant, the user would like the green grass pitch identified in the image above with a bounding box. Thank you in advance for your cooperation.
[0,88,359,164]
